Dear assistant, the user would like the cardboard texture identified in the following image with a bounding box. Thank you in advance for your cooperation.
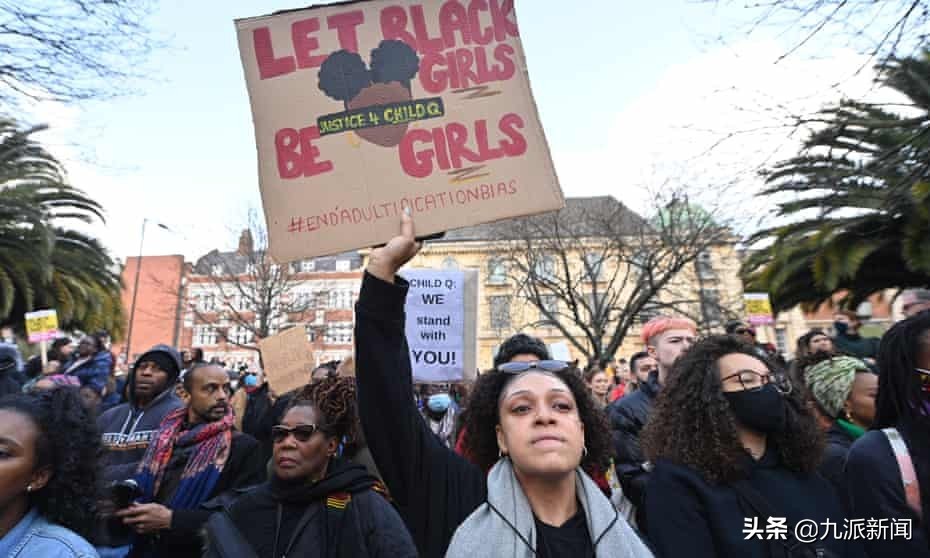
[258,326,314,394]
[236,0,564,261]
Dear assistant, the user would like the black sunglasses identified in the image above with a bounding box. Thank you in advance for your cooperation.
[271,424,320,444]
[496,360,569,374]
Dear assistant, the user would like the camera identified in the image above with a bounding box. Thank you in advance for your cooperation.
[110,479,141,509]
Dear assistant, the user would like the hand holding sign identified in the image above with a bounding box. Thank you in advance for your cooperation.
[368,211,421,283]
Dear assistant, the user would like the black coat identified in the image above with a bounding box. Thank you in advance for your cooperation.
[204,459,417,558]
[128,431,265,558]
[845,427,930,557]
[607,372,660,517]
[645,448,865,558]
[819,422,855,495]
[355,272,487,558]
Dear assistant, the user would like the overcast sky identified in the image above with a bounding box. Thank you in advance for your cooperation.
[25,0,892,262]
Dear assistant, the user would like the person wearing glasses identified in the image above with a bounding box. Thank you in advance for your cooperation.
[641,335,863,558]
[203,376,416,558]
[845,312,930,557]
[355,213,653,558]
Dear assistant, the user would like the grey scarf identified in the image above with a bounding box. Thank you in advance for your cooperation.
[445,459,654,558]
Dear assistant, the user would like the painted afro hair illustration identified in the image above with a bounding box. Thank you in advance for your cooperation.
[318,50,372,102]
[369,40,420,90]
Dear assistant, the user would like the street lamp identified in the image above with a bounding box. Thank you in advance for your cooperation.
[124,218,170,362]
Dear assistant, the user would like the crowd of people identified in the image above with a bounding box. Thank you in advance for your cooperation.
[0,215,928,557]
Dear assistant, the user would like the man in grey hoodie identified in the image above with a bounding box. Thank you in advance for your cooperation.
[96,344,184,556]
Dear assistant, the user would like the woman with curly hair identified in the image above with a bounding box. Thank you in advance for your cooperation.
[844,312,930,556]
[641,335,863,558]
[354,214,652,558]
[0,387,101,557]
[203,376,416,558]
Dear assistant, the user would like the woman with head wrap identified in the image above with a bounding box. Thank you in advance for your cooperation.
[803,356,877,491]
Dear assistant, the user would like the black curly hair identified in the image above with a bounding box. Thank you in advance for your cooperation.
[370,39,419,90]
[288,376,362,450]
[318,50,372,103]
[0,387,101,539]
[642,335,823,485]
[460,365,612,474]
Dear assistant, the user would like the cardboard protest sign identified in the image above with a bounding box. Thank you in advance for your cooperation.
[235,0,564,262]
[258,326,314,394]
[404,269,477,382]
[25,310,59,343]
[744,293,775,326]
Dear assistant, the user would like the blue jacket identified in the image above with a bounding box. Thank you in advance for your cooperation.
[63,350,112,394]
[0,508,98,558]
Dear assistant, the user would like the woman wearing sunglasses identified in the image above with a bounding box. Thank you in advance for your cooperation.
[203,377,416,558]
[355,214,653,558]
[641,335,864,558]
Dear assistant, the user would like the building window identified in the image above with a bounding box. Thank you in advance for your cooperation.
[293,291,313,309]
[442,257,459,270]
[696,251,715,280]
[211,264,223,277]
[533,256,556,282]
[193,325,217,346]
[637,302,661,324]
[230,326,252,345]
[583,253,603,282]
[305,324,318,342]
[586,292,606,319]
[324,322,353,345]
[197,292,217,312]
[329,289,354,309]
[301,260,315,273]
[335,259,351,272]
[487,258,507,284]
[700,288,723,324]
[775,327,788,356]
[489,296,511,329]
[539,295,558,323]
[245,263,257,275]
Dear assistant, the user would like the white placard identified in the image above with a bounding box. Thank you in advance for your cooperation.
[405,269,465,382]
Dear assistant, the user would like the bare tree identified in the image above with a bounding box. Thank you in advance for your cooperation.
[492,195,735,367]
[186,216,313,355]
[0,0,157,110]
[706,1,930,64]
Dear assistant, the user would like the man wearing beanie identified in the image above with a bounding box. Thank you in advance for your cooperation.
[96,344,185,557]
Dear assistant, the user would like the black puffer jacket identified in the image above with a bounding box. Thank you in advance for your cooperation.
[607,372,660,523]
[204,458,417,558]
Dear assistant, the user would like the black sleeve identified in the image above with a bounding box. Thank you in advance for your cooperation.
[360,491,419,558]
[845,432,930,557]
[355,271,486,558]
[609,398,649,506]
[644,461,717,558]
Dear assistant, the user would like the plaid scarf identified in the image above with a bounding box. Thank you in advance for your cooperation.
[134,406,233,510]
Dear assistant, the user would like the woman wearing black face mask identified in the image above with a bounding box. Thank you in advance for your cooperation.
[641,335,864,558]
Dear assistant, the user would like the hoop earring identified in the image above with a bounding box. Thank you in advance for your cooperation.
[26,485,32,493]
[582,445,588,458]
[498,449,507,459]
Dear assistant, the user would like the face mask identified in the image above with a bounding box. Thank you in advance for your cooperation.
[723,384,787,434]
[243,374,259,387]
[427,393,451,413]
[833,321,849,335]
[230,380,239,391]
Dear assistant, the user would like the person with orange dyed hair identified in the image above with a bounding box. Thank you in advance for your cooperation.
[606,315,697,528]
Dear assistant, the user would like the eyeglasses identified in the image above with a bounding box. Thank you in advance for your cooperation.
[271,424,320,444]
[496,360,569,374]
[721,370,792,395]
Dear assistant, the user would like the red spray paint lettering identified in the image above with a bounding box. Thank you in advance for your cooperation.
[398,113,527,178]
[253,10,365,79]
